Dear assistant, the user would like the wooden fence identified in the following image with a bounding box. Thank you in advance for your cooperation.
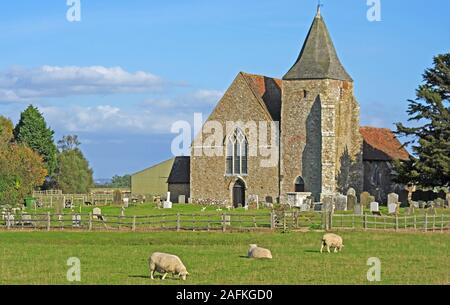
[31,193,115,208]
[1,211,449,233]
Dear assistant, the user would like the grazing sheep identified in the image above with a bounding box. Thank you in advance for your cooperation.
[248,244,273,259]
[320,233,344,253]
[149,252,189,281]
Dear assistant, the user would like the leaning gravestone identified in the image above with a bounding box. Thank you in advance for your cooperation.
[388,203,398,215]
[347,188,356,197]
[388,193,399,205]
[360,192,370,208]
[335,194,348,211]
[347,194,357,210]
[370,202,379,213]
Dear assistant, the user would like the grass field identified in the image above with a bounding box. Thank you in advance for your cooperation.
[0,231,448,285]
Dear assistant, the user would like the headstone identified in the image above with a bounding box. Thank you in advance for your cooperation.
[370,202,379,213]
[72,214,81,227]
[388,203,398,215]
[354,204,363,215]
[313,203,323,211]
[335,194,347,211]
[387,193,399,205]
[248,195,259,210]
[434,198,445,208]
[411,201,419,208]
[346,188,356,197]
[123,198,129,208]
[360,192,370,208]
[446,193,450,208]
[368,196,376,207]
[300,204,310,212]
[347,194,357,210]
[322,194,335,212]
[178,195,186,204]
[418,201,426,209]
[93,208,102,220]
[222,215,231,226]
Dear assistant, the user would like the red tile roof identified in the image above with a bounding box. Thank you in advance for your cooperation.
[360,127,410,161]
[241,72,282,121]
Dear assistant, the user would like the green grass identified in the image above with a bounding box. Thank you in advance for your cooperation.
[0,231,448,285]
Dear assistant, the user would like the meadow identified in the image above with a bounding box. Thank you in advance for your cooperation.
[0,230,448,285]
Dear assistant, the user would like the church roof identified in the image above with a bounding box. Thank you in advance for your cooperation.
[167,156,190,184]
[360,127,410,161]
[283,9,352,81]
[241,72,282,121]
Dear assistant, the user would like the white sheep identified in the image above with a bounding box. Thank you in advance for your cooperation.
[248,244,273,259]
[320,233,344,253]
[149,252,189,280]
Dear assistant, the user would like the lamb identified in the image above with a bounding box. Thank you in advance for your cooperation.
[148,252,189,281]
[248,244,273,259]
[320,233,344,253]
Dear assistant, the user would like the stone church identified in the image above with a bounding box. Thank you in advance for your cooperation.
[186,8,409,206]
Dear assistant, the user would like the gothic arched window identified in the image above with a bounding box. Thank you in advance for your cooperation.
[226,129,248,175]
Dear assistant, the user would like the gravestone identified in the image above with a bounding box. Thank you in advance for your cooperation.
[388,193,399,205]
[322,194,335,212]
[346,188,356,197]
[178,195,186,204]
[370,202,379,213]
[347,194,357,210]
[360,192,370,208]
[335,194,347,211]
[418,201,426,209]
[368,196,376,207]
[300,204,310,212]
[411,201,419,208]
[313,203,323,211]
[446,193,450,208]
[163,192,172,209]
[354,204,363,215]
[123,198,129,208]
[434,198,444,208]
[388,203,399,215]
[222,215,231,226]
[248,195,259,210]
[72,214,81,227]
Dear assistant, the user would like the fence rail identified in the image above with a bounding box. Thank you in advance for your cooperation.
[1,211,449,233]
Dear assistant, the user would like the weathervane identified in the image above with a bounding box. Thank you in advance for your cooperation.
[317,0,323,17]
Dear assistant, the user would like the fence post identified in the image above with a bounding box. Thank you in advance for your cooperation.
[88,212,92,231]
[424,213,428,232]
[329,210,333,230]
[222,213,226,233]
[176,213,180,232]
[283,211,287,232]
[414,215,417,230]
[395,215,398,232]
[47,212,51,231]
[270,212,275,230]
[433,214,436,232]
[6,212,10,230]
[363,214,367,230]
[132,216,136,232]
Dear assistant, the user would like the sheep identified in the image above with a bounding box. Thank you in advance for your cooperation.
[149,252,189,281]
[320,233,344,253]
[248,244,273,259]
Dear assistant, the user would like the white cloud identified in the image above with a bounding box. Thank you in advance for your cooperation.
[0,65,165,102]
[141,89,223,108]
[41,104,191,135]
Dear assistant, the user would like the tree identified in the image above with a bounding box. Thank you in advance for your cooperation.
[0,116,14,146]
[14,105,58,176]
[57,135,81,151]
[395,54,450,188]
[0,144,47,206]
[110,175,131,188]
[54,136,94,194]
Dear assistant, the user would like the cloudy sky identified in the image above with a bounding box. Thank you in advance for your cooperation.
[0,0,448,179]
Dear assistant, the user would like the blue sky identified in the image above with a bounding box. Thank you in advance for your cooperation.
[0,0,449,179]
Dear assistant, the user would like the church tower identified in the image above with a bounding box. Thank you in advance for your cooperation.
[280,7,363,200]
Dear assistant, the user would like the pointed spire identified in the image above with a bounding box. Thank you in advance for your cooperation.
[283,8,352,81]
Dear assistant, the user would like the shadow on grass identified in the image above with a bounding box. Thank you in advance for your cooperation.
[128,275,181,281]
[304,250,320,253]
